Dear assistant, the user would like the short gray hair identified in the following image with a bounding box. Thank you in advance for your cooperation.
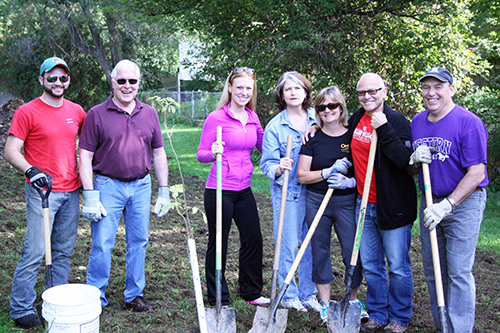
[357,73,385,89]
[110,60,141,80]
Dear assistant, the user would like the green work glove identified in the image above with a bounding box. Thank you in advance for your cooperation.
[82,190,107,222]
[154,187,171,217]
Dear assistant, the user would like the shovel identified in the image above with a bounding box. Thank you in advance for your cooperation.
[328,131,378,333]
[34,181,53,289]
[422,163,448,333]
[205,126,237,333]
[249,134,292,333]
[252,186,335,333]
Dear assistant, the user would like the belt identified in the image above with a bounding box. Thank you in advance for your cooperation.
[96,171,149,182]
[433,187,483,199]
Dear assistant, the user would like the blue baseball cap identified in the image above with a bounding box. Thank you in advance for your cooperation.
[419,67,453,84]
[39,57,70,76]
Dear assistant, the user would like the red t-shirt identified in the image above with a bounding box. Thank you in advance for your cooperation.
[9,98,86,192]
[351,113,377,203]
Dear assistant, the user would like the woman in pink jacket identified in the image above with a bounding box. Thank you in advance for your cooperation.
[197,67,268,306]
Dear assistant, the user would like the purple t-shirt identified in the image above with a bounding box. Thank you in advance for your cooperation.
[411,104,489,196]
[79,96,164,179]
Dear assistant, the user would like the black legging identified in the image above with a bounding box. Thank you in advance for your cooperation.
[204,187,263,305]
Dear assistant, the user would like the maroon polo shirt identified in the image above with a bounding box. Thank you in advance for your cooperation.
[79,96,164,179]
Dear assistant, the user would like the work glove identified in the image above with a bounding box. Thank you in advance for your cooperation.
[321,158,352,179]
[82,190,107,222]
[423,198,455,230]
[154,187,171,217]
[327,173,356,190]
[409,145,435,168]
[25,166,53,188]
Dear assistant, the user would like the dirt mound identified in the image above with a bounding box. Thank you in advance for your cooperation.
[0,98,24,165]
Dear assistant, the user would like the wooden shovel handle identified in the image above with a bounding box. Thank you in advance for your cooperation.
[422,163,446,308]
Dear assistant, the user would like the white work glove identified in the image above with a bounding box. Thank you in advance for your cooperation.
[82,190,107,222]
[154,187,171,217]
[409,145,434,168]
[423,198,454,230]
[321,158,352,179]
[327,173,356,190]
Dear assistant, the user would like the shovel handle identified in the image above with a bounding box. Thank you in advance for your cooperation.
[270,134,293,302]
[350,130,377,266]
[422,164,446,308]
[34,182,53,288]
[215,126,223,312]
[283,187,334,285]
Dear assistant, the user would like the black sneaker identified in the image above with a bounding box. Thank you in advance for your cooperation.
[13,313,42,329]
[124,296,154,312]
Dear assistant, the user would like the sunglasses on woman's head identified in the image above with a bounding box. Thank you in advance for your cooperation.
[233,67,255,75]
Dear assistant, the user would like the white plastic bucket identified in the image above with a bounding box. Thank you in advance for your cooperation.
[42,284,102,333]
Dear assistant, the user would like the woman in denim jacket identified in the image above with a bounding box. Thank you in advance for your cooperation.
[260,71,320,312]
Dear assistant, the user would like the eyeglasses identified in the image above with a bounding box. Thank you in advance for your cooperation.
[316,103,340,112]
[46,75,69,83]
[357,87,383,97]
[115,78,139,85]
[233,67,255,75]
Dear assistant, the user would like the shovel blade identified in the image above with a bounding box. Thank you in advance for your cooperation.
[205,306,236,333]
[328,300,361,333]
[248,306,288,333]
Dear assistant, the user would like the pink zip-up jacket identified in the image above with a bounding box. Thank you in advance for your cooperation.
[197,103,264,191]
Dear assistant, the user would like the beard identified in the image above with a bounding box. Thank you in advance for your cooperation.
[42,83,68,98]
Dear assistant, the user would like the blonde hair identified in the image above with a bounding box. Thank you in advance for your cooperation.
[217,69,257,111]
[314,86,349,128]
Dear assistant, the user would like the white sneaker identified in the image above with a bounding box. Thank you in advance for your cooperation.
[302,295,322,313]
[350,299,369,321]
[245,296,270,305]
[281,298,307,312]
[319,300,329,323]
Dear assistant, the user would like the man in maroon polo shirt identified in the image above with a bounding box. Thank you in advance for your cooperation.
[79,59,170,312]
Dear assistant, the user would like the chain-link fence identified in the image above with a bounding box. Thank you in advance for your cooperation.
[139,90,222,122]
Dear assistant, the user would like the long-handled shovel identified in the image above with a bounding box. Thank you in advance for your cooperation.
[329,131,378,333]
[256,186,335,333]
[205,126,237,333]
[249,134,292,333]
[34,182,53,288]
[422,163,448,333]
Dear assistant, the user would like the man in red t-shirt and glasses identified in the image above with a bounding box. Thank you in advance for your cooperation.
[5,57,86,329]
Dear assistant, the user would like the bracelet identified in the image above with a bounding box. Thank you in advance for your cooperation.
[446,198,456,211]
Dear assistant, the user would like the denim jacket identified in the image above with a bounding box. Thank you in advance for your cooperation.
[260,108,317,202]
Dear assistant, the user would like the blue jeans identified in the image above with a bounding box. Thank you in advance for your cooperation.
[420,189,486,333]
[307,192,362,289]
[272,190,316,302]
[86,174,152,306]
[10,183,79,320]
[358,199,413,326]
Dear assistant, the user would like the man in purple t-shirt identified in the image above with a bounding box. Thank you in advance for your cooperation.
[79,60,171,312]
[410,67,488,333]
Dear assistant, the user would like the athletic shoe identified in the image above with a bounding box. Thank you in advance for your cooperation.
[350,299,369,322]
[281,298,307,312]
[362,319,385,332]
[125,296,153,312]
[302,295,322,313]
[13,313,42,329]
[245,296,270,305]
[384,321,407,333]
[319,300,329,323]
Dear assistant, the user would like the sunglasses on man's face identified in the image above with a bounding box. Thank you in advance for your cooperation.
[316,102,340,112]
[115,78,139,85]
[233,67,255,75]
[46,75,69,83]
